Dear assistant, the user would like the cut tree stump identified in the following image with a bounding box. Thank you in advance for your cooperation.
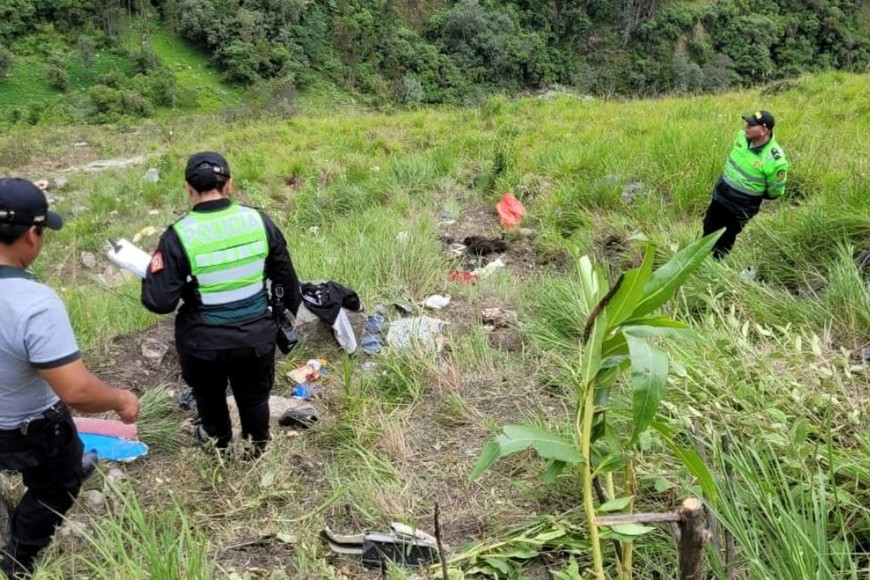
[677,498,710,580]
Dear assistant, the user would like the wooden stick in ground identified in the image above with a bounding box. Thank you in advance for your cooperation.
[691,421,720,556]
[434,503,449,580]
[678,497,710,580]
[722,435,736,579]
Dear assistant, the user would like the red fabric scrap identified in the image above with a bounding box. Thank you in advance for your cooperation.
[496,193,525,229]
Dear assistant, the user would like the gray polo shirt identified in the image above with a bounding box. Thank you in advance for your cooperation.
[0,266,80,430]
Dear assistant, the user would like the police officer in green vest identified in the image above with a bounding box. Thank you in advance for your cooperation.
[703,109,788,259]
[141,152,301,455]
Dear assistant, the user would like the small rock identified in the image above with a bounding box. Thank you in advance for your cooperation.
[70,204,89,216]
[438,209,457,219]
[518,228,537,239]
[147,209,159,216]
[107,467,127,481]
[99,266,126,288]
[83,490,106,513]
[80,251,97,269]
[141,338,169,365]
[620,181,645,204]
[143,168,160,183]
[482,308,518,328]
[59,520,89,539]
[53,175,69,190]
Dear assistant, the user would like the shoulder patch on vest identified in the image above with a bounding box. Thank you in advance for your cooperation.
[150,251,165,274]
[775,170,786,182]
[771,148,781,160]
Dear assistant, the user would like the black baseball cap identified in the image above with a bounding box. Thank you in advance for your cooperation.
[743,110,775,130]
[0,178,63,230]
[184,151,231,192]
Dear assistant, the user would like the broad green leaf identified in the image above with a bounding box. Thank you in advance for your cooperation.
[625,331,668,443]
[621,317,695,341]
[651,420,717,503]
[608,523,656,536]
[577,255,602,307]
[482,558,513,574]
[469,425,583,481]
[580,308,606,388]
[469,440,504,481]
[598,495,634,513]
[541,460,567,484]
[602,332,628,359]
[606,244,655,328]
[532,529,568,542]
[630,233,720,319]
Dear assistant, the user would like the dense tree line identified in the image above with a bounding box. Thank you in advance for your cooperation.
[1,0,869,119]
[151,0,870,100]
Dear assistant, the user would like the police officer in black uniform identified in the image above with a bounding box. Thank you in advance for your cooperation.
[141,152,301,455]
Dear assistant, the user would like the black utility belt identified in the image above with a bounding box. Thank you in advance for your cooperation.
[0,401,66,437]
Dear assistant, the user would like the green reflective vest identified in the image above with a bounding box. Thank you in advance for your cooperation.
[722,130,788,198]
[173,203,269,323]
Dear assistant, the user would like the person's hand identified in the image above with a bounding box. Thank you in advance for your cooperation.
[114,390,140,424]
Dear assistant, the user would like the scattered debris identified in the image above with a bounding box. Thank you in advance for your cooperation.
[448,271,477,284]
[438,209,457,220]
[463,235,507,256]
[424,294,451,310]
[448,243,466,256]
[394,302,415,315]
[387,316,448,353]
[361,311,387,355]
[177,386,197,411]
[473,258,506,278]
[396,231,410,243]
[496,193,526,229]
[143,168,160,183]
[741,267,757,282]
[133,226,159,244]
[287,361,322,384]
[322,522,439,568]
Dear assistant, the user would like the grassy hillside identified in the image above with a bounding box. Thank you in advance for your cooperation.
[2,71,870,578]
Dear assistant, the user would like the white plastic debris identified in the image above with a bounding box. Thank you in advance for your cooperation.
[143,168,160,183]
[741,267,757,281]
[386,316,449,353]
[424,294,451,309]
[473,258,506,278]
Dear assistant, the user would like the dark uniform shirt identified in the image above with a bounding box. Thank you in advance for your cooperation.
[141,199,301,352]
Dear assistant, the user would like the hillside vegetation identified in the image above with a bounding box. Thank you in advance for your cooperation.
[2,0,870,125]
[1,72,870,578]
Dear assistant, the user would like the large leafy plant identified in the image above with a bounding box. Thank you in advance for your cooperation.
[470,233,720,579]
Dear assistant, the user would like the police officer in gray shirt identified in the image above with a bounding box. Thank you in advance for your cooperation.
[0,178,139,577]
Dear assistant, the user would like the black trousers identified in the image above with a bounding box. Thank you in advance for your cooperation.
[178,344,276,450]
[0,404,84,568]
[702,198,753,260]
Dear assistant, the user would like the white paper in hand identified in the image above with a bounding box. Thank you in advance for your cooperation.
[105,238,152,279]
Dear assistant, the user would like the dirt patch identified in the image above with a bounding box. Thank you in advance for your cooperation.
[217,533,295,574]
[436,202,558,279]
[90,320,181,392]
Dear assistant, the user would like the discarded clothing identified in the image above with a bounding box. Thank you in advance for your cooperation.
[301,281,363,353]
[463,235,507,256]
[361,311,387,355]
